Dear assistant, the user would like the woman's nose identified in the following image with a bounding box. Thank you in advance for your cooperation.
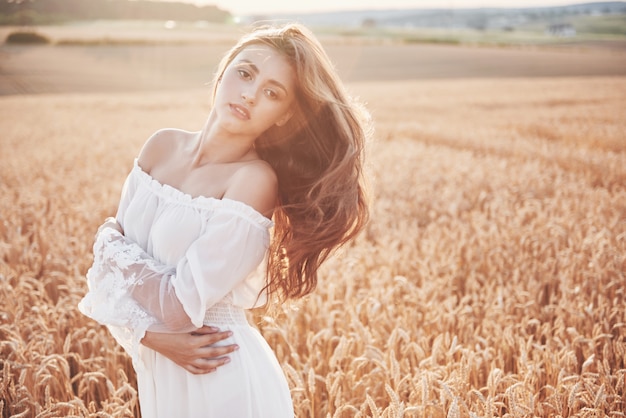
[242,91,255,105]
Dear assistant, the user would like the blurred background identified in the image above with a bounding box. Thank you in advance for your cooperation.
[2,2,626,417]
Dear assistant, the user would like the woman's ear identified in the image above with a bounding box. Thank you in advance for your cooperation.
[276,110,294,127]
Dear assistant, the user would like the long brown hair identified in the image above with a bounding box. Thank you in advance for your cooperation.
[211,23,370,301]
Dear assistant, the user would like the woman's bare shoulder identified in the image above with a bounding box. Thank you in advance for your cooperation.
[138,128,196,171]
[224,160,278,219]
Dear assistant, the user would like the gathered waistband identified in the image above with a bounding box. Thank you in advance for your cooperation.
[203,303,249,326]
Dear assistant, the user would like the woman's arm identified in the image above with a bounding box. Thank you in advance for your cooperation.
[142,326,239,375]
[87,210,269,330]
[79,210,270,368]
[97,219,239,374]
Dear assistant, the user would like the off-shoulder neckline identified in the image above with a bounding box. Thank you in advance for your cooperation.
[131,159,274,228]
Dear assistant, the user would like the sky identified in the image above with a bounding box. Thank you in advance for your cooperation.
[189,0,606,16]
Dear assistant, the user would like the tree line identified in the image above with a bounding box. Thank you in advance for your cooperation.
[0,0,231,25]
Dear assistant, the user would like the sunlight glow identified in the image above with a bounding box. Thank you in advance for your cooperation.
[189,0,603,16]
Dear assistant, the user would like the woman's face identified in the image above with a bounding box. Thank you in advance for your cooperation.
[213,44,296,138]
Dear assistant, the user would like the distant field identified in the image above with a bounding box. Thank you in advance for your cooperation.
[516,13,626,37]
[1,22,626,95]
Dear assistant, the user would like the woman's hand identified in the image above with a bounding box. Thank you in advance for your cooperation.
[141,326,239,375]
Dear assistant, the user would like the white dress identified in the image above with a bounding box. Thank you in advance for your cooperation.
[78,159,294,418]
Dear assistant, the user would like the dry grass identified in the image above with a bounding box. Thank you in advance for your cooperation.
[1,77,625,417]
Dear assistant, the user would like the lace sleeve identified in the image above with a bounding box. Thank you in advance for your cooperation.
[78,211,270,369]
[78,227,195,369]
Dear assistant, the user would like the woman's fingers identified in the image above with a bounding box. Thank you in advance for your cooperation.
[183,349,232,374]
[197,341,239,356]
[142,327,239,374]
[196,330,234,346]
[187,365,217,375]
[185,328,239,374]
[190,325,220,335]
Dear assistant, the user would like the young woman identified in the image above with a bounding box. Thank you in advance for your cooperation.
[79,23,370,417]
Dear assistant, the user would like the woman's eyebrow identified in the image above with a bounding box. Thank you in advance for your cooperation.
[238,59,289,95]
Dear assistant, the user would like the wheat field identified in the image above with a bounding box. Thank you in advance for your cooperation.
[0,76,625,417]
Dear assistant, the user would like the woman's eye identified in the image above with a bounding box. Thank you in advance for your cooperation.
[264,89,278,99]
[238,69,251,80]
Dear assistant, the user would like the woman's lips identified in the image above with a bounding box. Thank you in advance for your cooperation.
[230,103,250,120]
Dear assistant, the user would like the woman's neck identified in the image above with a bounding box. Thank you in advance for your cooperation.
[192,115,257,167]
